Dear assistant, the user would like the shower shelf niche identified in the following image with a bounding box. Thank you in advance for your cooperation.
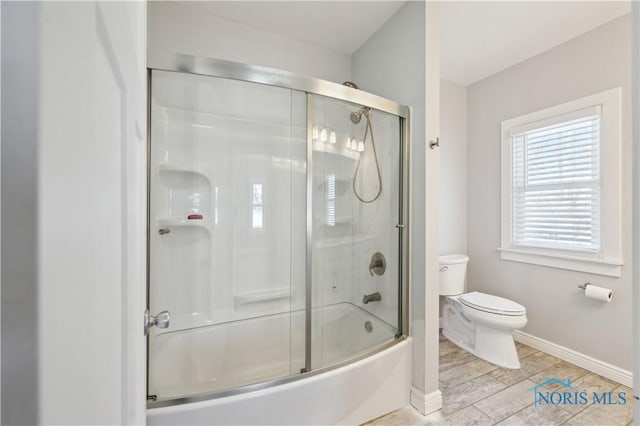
[157,163,212,222]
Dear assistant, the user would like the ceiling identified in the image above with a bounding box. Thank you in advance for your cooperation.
[440,1,631,86]
[175,1,631,86]
[179,1,406,55]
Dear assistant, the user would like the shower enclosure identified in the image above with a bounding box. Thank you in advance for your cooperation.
[146,55,409,407]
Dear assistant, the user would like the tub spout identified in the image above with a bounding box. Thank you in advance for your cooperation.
[362,292,382,304]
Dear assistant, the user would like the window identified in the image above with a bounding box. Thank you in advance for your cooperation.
[326,174,336,226]
[252,183,263,229]
[500,88,622,277]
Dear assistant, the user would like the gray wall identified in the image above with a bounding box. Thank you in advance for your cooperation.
[1,2,40,424]
[351,0,426,391]
[439,79,467,256]
[467,15,632,370]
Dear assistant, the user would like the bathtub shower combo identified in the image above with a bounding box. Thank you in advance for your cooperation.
[146,55,411,425]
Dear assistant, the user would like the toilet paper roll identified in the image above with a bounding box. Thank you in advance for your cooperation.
[584,284,612,302]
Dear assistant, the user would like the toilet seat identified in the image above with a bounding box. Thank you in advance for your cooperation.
[459,292,526,316]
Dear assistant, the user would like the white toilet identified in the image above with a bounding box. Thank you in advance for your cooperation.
[439,254,527,369]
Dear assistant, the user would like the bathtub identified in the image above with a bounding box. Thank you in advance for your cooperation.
[147,303,412,425]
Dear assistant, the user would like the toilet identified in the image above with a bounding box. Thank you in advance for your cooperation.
[439,254,527,369]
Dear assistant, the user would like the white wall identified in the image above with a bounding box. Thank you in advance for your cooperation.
[439,79,467,255]
[2,2,148,424]
[467,15,632,370]
[148,1,351,84]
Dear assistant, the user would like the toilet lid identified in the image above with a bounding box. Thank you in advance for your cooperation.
[460,292,526,315]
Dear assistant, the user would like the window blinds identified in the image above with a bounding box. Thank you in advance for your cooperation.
[511,107,601,252]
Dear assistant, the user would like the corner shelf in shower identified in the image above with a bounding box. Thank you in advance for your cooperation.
[157,217,211,233]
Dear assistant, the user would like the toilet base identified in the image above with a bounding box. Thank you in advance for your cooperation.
[442,326,521,369]
[474,324,521,369]
[442,298,523,369]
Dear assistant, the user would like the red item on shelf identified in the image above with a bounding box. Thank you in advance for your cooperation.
[187,214,203,220]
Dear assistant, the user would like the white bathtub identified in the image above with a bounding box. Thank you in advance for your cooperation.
[147,303,411,425]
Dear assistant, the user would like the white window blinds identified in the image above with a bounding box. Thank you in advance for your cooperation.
[510,106,601,252]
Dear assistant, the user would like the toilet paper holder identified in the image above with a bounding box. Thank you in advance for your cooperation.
[578,282,613,302]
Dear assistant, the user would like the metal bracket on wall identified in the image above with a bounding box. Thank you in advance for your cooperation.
[429,137,440,149]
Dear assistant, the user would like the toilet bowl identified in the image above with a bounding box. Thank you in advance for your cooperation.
[439,254,527,369]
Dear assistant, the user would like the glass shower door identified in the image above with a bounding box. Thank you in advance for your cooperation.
[310,95,401,369]
[148,70,306,400]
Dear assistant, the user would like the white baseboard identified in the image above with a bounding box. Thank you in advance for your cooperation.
[513,330,632,388]
[410,387,442,415]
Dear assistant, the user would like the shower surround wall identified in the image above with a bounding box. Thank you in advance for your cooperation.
[467,15,632,372]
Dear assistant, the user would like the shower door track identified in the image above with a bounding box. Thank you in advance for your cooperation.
[148,53,409,119]
[146,53,411,409]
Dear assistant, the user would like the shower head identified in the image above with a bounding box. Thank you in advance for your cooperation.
[349,107,370,124]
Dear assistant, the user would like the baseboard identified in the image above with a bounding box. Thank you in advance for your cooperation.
[513,330,633,388]
[410,387,442,415]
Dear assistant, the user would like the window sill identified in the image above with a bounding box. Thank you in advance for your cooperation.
[498,247,622,277]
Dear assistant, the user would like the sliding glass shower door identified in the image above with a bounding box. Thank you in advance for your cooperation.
[148,70,307,399]
[146,59,407,405]
[311,95,401,369]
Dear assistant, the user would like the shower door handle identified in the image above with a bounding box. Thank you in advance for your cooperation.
[144,309,171,336]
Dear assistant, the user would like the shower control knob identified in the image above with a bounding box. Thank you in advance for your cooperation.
[144,309,171,335]
[369,252,386,276]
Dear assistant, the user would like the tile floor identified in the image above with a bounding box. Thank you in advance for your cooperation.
[365,333,634,426]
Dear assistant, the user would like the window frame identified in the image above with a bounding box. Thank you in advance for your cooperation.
[499,87,623,277]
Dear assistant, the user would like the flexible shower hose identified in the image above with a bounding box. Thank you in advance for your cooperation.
[352,108,383,203]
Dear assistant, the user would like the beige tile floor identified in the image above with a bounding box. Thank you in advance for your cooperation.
[365,333,634,426]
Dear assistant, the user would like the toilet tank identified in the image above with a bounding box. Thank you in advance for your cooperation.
[439,254,469,296]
